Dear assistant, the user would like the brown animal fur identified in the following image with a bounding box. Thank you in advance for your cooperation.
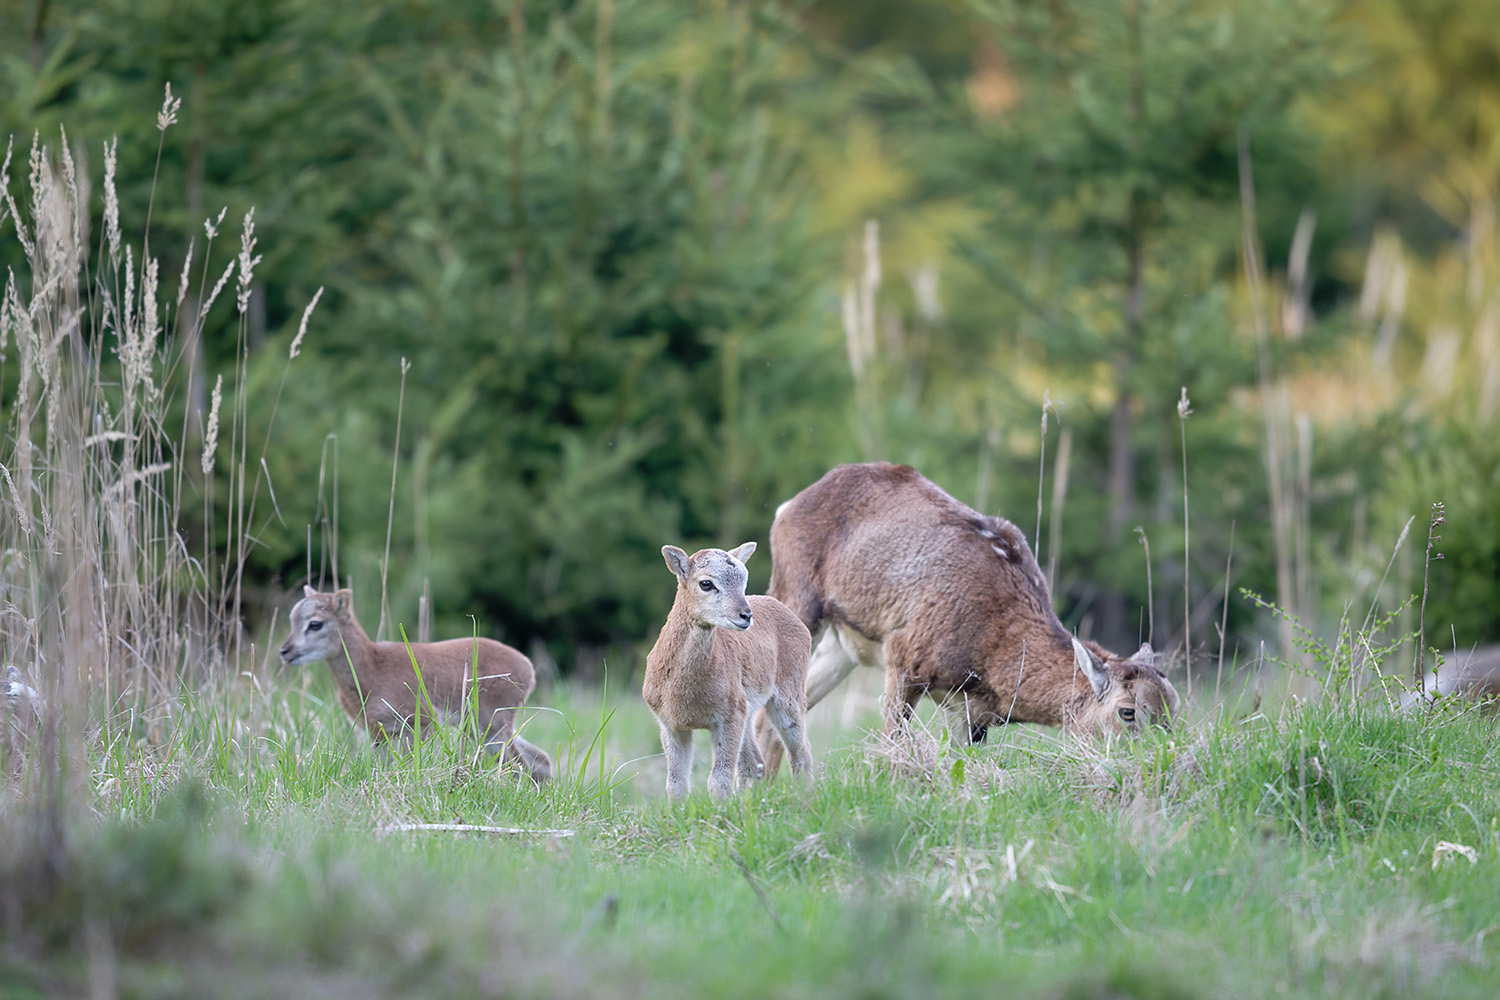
[759,463,1179,767]
[643,543,813,800]
[279,587,552,783]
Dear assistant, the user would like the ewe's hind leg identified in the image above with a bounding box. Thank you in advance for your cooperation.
[763,696,814,782]
[660,723,694,801]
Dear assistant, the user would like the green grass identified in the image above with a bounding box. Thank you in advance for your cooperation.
[5,671,1499,999]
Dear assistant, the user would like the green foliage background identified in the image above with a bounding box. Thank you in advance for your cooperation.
[3,0,1497,669]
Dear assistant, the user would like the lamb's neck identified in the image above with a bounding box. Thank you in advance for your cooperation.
[651,599,718,677]
[324,622,378,693]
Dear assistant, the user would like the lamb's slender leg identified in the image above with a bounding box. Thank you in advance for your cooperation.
[504,734,554,785]
[737,702,766,786]
[763,696,814,782]
[661,723,694,800]
[480,707,553,785]
[757,625,854,776]
[707,707,745,800]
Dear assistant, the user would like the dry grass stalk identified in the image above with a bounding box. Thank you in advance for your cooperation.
[1177,387,1192,671]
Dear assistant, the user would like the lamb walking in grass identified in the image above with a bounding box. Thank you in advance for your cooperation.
[279,586,552,783]
[643,543,813,800]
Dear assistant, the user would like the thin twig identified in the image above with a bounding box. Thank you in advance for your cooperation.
[1415,502,1446,696]
[1216,521,1235,704]
[377,357,411,642]
[726,847,785,934]
[376,822,576,838]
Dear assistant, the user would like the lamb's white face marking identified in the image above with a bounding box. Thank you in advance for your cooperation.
[663,543,756,631]
[280,587,348,666]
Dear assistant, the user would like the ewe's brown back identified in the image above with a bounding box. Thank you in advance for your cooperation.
[769,462,1179,733]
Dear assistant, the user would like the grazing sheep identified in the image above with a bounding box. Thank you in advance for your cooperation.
[759,462,1180,770]
[643,543,813,800]
[280,587,552,783]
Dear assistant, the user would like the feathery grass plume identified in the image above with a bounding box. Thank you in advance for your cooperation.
[204,206,226,240]
[133,255,161,404]
[202,374,223,477]
[289,285,323,359]
[235,208,261,315]
[0,463,31,538]
[0,137,11,234]
[0,269,13,358]
[27,131,41,219]
[200,259,235,322]
[103,137,121,265]
[176,236,194,308]
[156,83,181,132]
[105,463,173,501]
[1178,387,1193,670]
[58,126,82,253]
[3,138,33,261]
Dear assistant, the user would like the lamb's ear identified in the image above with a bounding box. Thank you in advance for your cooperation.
[728,541,756,565]
[1073,636,1111,697]
[332,589,353,619]
[303,584,317,599]
[662,545,692,580]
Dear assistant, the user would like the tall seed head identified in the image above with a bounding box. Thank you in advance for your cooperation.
[156,82,181,132]
[202,373,223,478]
[289,285,323,360]
[103,137,121,265]
[236,208,262,315]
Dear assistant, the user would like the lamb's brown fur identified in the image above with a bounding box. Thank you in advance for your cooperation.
[279,586,552,783]
[643,543,813,800]
[760,463,1179,765]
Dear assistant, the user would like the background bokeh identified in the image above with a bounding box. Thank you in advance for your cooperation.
[3,0,1495,679]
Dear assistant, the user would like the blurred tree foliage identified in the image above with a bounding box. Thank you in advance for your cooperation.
[3,0,1499,673]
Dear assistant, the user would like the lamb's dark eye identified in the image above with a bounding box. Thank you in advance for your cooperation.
[1118,707,1136,723]
[698,579,716,592]
[307,620,324,632]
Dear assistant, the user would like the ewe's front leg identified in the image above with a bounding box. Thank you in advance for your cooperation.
[660,723,694,800]
[881,633,924,738]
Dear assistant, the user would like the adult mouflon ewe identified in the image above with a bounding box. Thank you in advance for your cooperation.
[758,463,1179,768]
[643,543,813,800]
[280,587,552,783]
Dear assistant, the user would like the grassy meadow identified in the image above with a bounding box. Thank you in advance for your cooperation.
[6,660,1500,999]
[3,40,1500,1000]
